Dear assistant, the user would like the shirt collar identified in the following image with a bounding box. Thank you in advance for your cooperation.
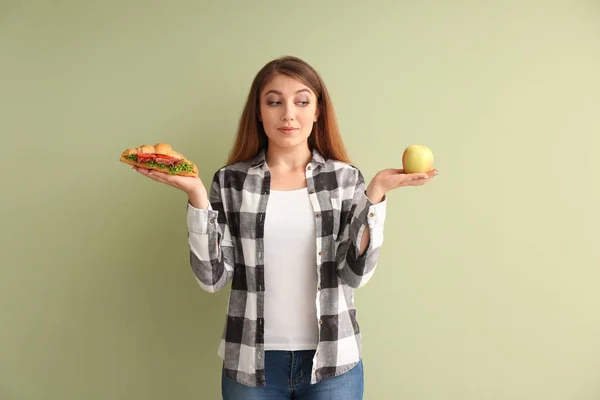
[249,148,326,169]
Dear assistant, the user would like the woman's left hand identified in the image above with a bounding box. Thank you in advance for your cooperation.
[366,168,439,202]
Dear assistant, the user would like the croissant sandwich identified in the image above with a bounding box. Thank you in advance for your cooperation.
[120,143,198,177]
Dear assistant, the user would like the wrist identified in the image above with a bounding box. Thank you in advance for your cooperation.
[366,183,385,204]
[187,186,209,209]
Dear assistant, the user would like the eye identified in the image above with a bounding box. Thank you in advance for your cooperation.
[267,101,281,106]
[297,101,310,107]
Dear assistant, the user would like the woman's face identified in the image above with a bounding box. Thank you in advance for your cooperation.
[259,74,319,151]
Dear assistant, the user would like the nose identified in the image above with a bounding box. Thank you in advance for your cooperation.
[281,103,294,121]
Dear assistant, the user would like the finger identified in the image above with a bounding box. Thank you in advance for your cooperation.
[152,171,177,186]
[405,173,428,186]
[410,170,439,186]
[134,166,150,176]
[408,173,429,180]
[408,178,427,187]
[145,170,158,181]
[138,168,161,181]
[147,169,167,181]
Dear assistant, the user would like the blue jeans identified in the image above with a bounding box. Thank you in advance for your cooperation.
[221,350,364,399]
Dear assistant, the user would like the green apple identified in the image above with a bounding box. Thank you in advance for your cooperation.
[402,144,434,173]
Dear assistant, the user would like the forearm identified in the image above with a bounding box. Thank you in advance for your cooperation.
[189,231,234,293]
[337,172,388,288]
[187,203,234,293]
[359,182,386,255]
[186,171,233,293]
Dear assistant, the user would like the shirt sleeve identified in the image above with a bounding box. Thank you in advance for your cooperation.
[187,169,235,293]
[336,168,387,288]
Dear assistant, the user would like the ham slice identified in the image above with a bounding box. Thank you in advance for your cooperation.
[155,155,182,165]
[136,153,182,165]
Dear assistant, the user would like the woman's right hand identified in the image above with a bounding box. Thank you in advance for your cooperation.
[133,166,209,209]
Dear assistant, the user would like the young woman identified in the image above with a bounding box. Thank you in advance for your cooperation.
[134,56,438,399]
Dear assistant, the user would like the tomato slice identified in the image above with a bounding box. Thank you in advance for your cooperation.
[137,153,156,162]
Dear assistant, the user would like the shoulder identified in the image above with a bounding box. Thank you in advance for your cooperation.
[312,159,365,200]
[218,157,255,173]
[212,158,254,179]
[319,158,364,185]
[209,159,259,192]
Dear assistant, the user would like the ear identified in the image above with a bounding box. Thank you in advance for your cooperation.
[314,106,320,122]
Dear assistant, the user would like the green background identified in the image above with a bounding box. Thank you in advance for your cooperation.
[2,1,599,399]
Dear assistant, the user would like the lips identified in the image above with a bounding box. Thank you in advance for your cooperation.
[278,127,298,133]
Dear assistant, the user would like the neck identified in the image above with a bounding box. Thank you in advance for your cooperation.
[265,143,312,170]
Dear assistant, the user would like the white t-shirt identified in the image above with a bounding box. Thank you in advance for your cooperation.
[263,187,319,351]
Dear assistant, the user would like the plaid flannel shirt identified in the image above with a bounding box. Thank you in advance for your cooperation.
[186,149,387,387]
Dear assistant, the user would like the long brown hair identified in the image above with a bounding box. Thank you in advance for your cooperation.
[225,56,351,165]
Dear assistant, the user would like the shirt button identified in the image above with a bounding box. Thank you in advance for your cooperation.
[307,165,312,170]
[316,213,321,218]
[318,251,323,256]
[369,212,375,218]
[209,218,215,224]
[317,285,321,291]
[319,319,323,325]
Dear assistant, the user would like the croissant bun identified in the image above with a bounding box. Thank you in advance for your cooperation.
[119,142,198,177]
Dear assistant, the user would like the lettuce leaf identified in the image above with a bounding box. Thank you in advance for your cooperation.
[124,154,194,175]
